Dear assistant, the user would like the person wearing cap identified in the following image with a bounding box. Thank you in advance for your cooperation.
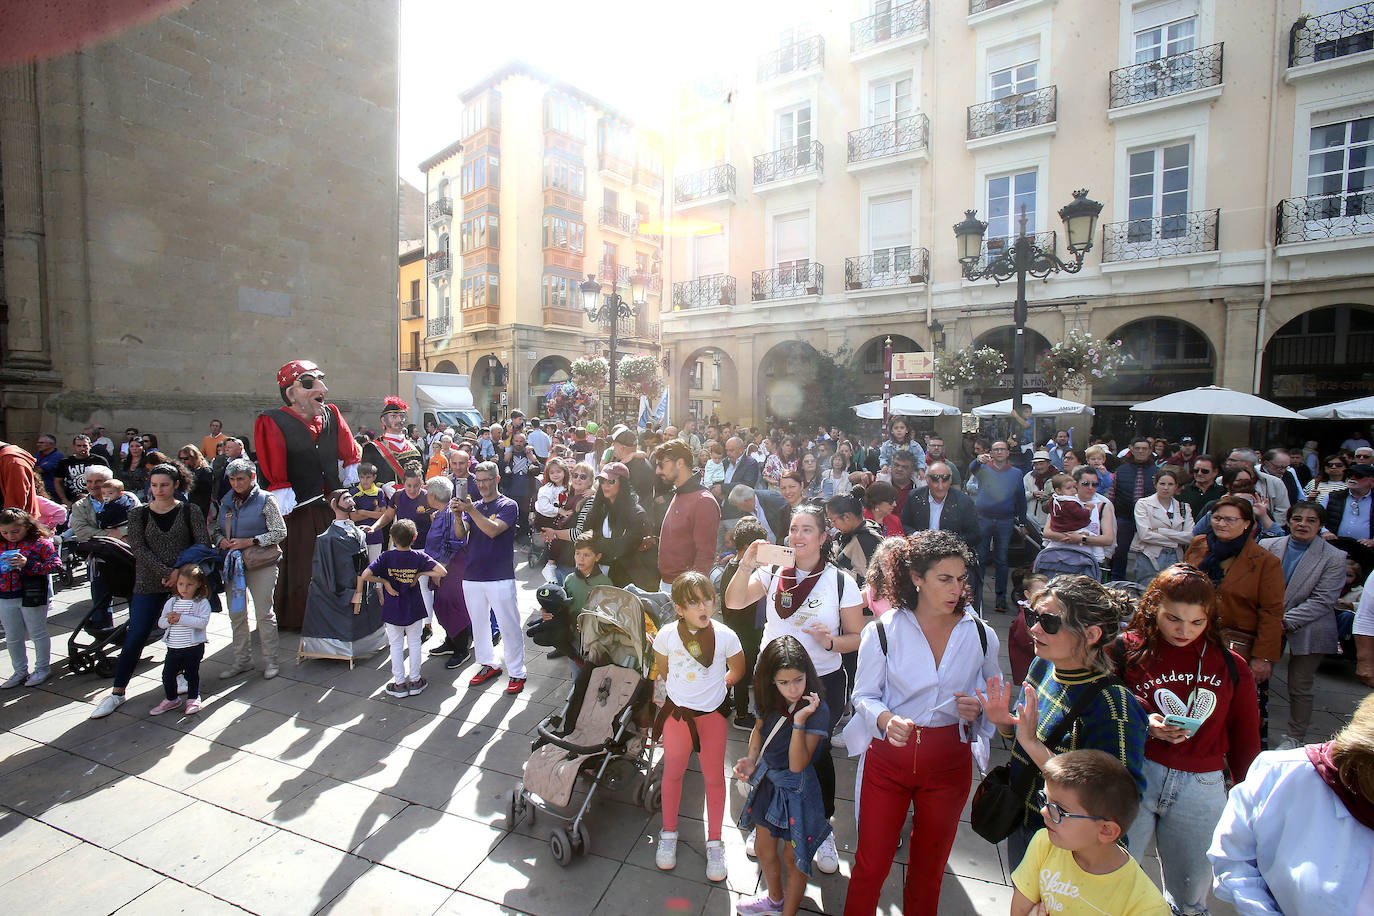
[1165,435,1199,473]
[609,425,655,507]
[1024,450,1057,531]
[361,396,422,488]
[1321,463,1374,572]
[577,462,656,590]
[254,359,361,628]
[654,440,721,591]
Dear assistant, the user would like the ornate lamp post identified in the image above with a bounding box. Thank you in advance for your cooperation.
[581,271,648,425]
[953,189,1103,417]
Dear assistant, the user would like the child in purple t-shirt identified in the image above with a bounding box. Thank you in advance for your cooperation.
[359,519,445,698]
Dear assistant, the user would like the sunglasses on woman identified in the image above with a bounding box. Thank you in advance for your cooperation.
[1023,607,1065,635]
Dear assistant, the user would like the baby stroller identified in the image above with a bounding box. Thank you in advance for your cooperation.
[66,536,154,677]
[509,585,660,867]
[1033,543,1101,581]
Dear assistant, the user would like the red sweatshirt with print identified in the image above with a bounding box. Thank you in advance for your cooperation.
[1112,632,1261,782]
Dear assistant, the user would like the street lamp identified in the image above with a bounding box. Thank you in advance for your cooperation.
[954,188,1103,418]
[581,271,648,425]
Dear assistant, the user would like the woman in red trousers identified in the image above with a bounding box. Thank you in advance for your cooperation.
[841,530,1003,915]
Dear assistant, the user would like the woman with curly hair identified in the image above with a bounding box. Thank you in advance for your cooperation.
[980,575,1148,868]
[841,530,1002,916]
[1108,565,1260,916]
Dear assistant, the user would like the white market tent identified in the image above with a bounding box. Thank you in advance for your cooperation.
[852,392,963,419]
[1130,385,1307,450]
[971,392,1093,417]
[1299,395,1374,420]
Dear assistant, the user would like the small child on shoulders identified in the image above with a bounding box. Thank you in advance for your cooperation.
[1047,473,1092,536]
[359,518,445,699]
[1010,749,1169,916]
[703,441,726,493]
[150,563,213,716]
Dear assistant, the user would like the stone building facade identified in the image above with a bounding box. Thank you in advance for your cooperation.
[0,0,400,449]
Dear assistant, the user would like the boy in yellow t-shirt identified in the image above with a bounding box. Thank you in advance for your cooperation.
[1011,750,1169,916]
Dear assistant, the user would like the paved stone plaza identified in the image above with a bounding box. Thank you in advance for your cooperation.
[0,561,1363,915]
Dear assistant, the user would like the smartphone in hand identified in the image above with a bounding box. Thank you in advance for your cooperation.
[756,543,795,567]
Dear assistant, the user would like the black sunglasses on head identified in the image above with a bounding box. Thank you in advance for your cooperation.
[299,374,325,389]
[1024,607,1064,635]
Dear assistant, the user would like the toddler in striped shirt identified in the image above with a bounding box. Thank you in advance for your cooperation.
[150,564,213,717]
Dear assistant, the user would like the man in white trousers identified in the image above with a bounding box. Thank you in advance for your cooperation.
[453,461,526,695]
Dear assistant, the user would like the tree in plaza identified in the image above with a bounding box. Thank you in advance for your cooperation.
[813,345,866,430]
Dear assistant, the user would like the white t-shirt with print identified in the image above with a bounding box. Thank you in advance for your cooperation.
[755,564,861,676]
[653,620,742,712]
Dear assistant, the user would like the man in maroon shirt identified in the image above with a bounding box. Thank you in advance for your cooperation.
[890,449,920,516]
[653,439,719,591]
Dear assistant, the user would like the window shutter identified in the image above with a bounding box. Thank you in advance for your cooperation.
[694,232,726,276]
[987,38,1039,75]
[774,213,809,264]
[870,194,912,252]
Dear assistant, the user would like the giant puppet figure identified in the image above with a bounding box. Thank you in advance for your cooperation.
[361,396,422,486]
[255,360,362,628]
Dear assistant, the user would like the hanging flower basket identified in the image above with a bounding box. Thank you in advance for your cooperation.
[934,347,1007,389]
[1036,330,1128,393]
[615,353,663,400]
[570,355,609,392]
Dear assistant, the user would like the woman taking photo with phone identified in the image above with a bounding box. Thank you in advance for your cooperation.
[979,575,1147,868]
[841,531,1001,916]
[1108,564,1260,916]
[726,503,866,875]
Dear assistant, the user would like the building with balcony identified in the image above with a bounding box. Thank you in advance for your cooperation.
[399,240,426,371]
[419,62,665,420]
[660,0,1374,438]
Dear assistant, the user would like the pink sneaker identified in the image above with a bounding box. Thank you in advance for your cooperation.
[184,697,202,715]
[149,698,182,716]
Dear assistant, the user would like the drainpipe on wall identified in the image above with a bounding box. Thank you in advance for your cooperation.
[1255,1,1284,395]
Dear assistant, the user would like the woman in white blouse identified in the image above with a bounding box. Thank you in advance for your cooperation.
[726,503,866,875]
[840,530,1001,916]
[1129,466,1195,586]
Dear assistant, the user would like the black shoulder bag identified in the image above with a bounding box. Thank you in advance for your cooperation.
[970,676,1117,844]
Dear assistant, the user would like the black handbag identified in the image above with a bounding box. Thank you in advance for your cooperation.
[970,676,1118,844]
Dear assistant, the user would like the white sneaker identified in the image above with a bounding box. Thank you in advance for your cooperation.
[175,674,188,695]
[831,729,847,750]
[542,561,558,584]
[705,840,727,882]
[23,670,49,687]
[263,663,279,680]
[89,693,126,719]
[745,827,756,858]
[1,671,28,689]
[1276,735,1302,751]
[655,829,678,870]
[814,831,839,874]
[219,662,252,680]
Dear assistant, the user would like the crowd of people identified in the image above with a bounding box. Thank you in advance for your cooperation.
[3,378,1374,915]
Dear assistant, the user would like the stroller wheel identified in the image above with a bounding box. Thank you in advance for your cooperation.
[68,653,92,674]
[94,657,116,678]
[640,777,663,813]
[549,827,574,867]
[575,821,591,855]
[507,787,525,832]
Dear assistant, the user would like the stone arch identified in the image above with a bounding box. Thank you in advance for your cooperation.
[530,356,572,420]
[1260,303,1374,408]
[677,346,738,425]
[471,353,506,420]
[433,359,458,374]
[757,340,823,423]
[1093,317,1217,441]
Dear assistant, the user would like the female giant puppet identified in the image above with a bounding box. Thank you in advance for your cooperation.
[255,360,361,627]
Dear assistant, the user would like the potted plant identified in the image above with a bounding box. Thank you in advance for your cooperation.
[570,355,609,392]
[615,353,664,400]
[1035,330,1128,394]
[934,347,1008,389]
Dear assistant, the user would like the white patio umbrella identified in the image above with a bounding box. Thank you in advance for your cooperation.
[1299,395,1374,420]
[1129,385,1307,451]
[852,392,962,419]
[971,392,1093,418]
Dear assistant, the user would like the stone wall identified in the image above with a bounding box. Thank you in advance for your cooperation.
[0,0,400,450]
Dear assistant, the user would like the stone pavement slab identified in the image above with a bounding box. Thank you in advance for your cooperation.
[0,562,1362,914]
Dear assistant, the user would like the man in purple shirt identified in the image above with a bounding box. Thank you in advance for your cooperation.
[454,460,526,694]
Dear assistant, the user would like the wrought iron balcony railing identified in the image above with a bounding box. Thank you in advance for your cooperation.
[1289,2,1374,67]
[672,274,737,310]
[400,351,420,371]
[847,113,929,164]
[758,35,824,83]
[1108,43,1224,108]
[754,141,824,186]
[599,207,637,234]
[967,86,1057,140]
[598,260,631,286]
[1276,191,1374,244]
[675,164,737,204]
[1101,208,1220,262]
[426,252,451,276]
[752,263,823,301]
[969,231,1057,273]
[845,248,931,289]
[427,314,452,337]
[401,298,423,319]
[426,198,452,223]
[969,0,1019,13]
[851,0,929,53]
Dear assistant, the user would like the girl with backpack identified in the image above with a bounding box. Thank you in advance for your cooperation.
[1108,564,1260,916]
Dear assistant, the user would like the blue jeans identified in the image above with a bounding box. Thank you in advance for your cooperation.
[113,592,165,690]
[977,516,1013,606]
[1127,758,1227,915]
[1111,514,1137,579]
[0,595,51,678]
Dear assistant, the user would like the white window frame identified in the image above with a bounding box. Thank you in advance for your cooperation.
[1124,142,1192,251]
[1306,115,1374,222]
[867,192,914,279]
[771,209,813,296]
[985,169,1039,251]
[776,102,813,157]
